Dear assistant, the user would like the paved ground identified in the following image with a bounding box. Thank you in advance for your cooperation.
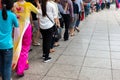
[1,4,120,80]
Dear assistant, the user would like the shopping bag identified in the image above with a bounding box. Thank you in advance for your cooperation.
[80,11,84,21]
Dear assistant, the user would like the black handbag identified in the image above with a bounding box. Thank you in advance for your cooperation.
[46,14,61,39]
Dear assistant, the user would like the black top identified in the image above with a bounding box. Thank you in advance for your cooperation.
[31,2,38,20]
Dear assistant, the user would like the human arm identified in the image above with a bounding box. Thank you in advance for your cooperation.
[80,0,84,11]
[29,2,39,14]
[12,13,19,27]
[52,3,60,27]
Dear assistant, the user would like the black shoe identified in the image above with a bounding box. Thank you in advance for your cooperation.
[64,39,68,41]
[44,57,51,63]
[29,48,32,52]
[17,73,24,77]
[42,55,45,59]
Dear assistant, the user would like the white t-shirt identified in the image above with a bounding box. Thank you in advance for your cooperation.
[76,0,83,12]
[50,1,59,18]
[38,1,57,29]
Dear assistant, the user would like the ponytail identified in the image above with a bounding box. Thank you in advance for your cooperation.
[2,4,7,20]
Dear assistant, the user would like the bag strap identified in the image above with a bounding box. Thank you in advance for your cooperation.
[46,14,54,24]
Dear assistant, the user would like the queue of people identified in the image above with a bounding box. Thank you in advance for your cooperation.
[0,0,112,80]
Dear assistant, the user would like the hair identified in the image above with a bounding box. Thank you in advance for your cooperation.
[41,0,47,16]
[1,0,14,20]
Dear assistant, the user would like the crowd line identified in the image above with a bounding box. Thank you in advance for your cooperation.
[0,0,112,80]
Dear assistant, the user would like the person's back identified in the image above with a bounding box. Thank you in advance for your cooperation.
[0,0,19,80]
[0,10,18,49]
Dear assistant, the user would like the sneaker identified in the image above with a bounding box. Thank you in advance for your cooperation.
[42,55,45,59]
[44,57,51,63]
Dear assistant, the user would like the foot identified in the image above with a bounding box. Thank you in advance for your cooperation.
[25,64,29,70]
[70,33,75,36]
[50,48,55,53]
[29,48,32,52]
[42,54,45,59]
[17,73,24,77]
[32,42,40,46]
[64,39,68,41]
[44,57,52,63]
[75,27,80,32]
[54,43,60,47]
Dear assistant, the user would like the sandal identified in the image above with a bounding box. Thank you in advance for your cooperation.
[75,27,80,32]
[70,33,75,36]
[54,44,60,47]
[50,49,55,53]
[32,42,40,46]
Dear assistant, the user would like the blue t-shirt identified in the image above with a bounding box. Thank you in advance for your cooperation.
[0,10,19,49]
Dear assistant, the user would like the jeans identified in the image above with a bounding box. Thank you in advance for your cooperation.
[0,48,13,80]
[84,3,91,17]
[75,12,81,27]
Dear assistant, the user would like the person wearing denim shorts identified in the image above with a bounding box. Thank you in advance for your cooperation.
[0,0,19,80]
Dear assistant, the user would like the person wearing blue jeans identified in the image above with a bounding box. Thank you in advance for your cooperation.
[0,0,19,79]
[75,0,84,32]
[84,3,91,17]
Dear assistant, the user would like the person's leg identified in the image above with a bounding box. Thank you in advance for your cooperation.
[32,20,40,46]
[16,24,32,76]
[0,50,3,76]
[75,12,81,32]
[84,6,88,16]
[40,29,46,57]
[63,14,70,41]
[2,48,13,80]
[41,27,53,59]
[75,12,80,27]
[108,2,110,9]
[50,27,55,52]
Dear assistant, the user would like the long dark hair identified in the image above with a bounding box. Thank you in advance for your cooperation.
[41,0,47,16]
[1,0,14,20]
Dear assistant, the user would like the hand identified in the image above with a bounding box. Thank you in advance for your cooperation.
[81,9,84,12]
[71,17,74,22]
[57,23,60,28]
[31,23,34,27]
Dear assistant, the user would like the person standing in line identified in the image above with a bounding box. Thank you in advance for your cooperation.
[30,0,41,46]
[38,0,58,62]
[75,0,84,32]
[106,0,111,9]
[49,0,60,52]
[12,0,39,77]
[69,0,79,36]
[0,0,19,79]
[60,0,74,41]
